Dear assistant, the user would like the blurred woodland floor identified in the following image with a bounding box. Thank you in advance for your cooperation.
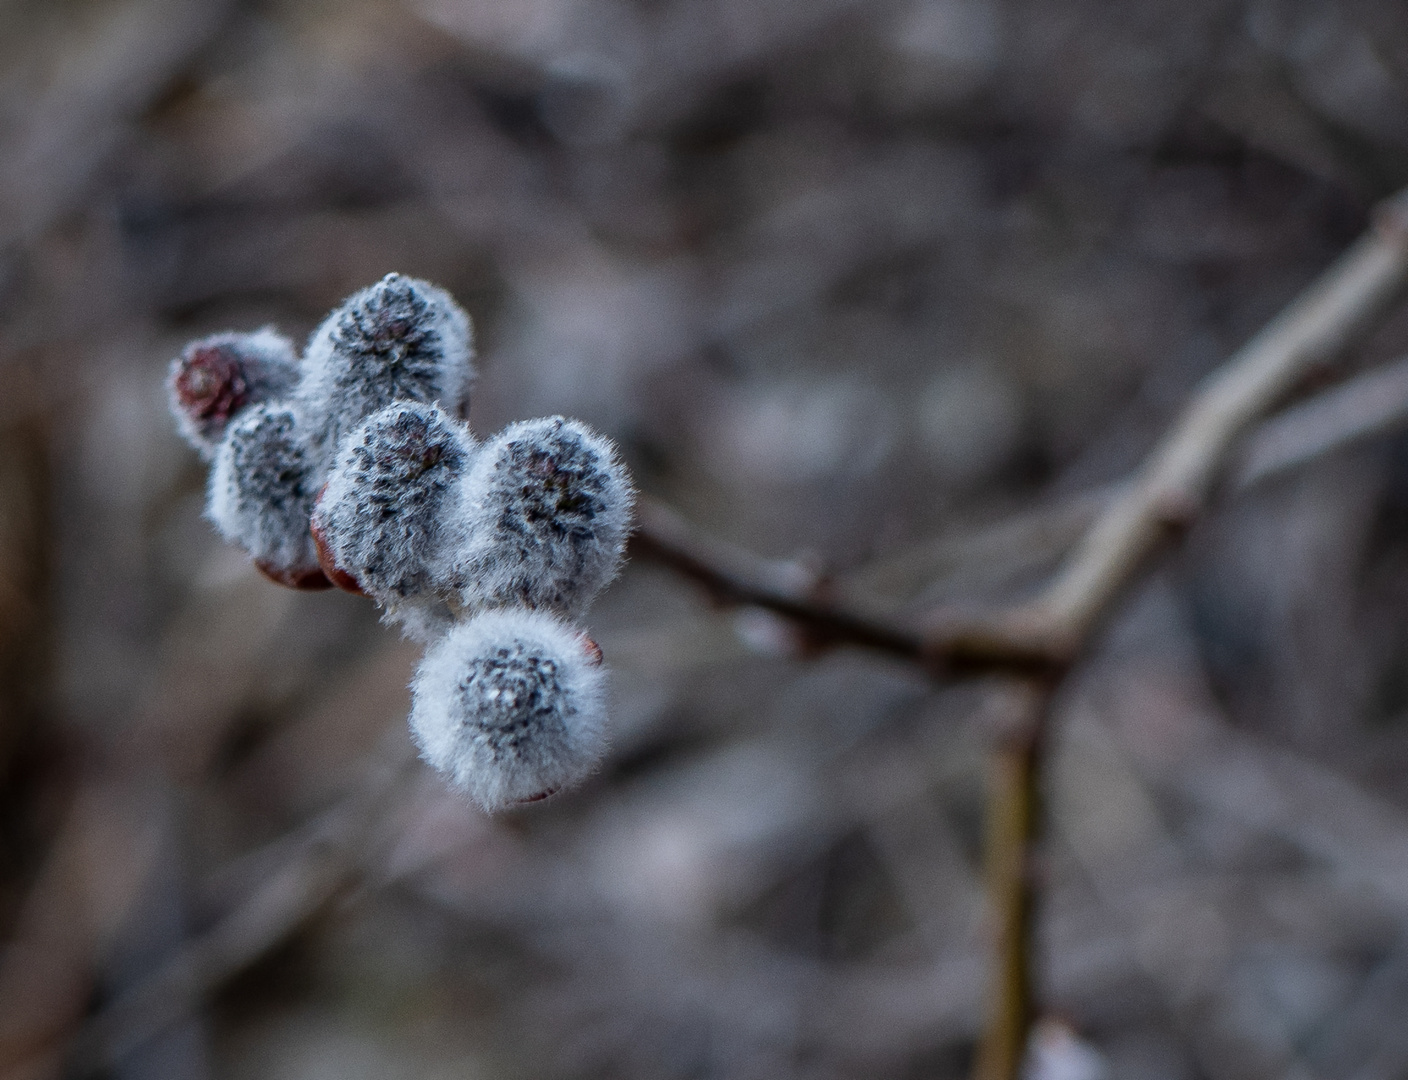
[6,0,1408,1077]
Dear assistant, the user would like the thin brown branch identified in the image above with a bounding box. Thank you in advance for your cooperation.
[969,188,1408,1080]
[635,192,1408,683]
[629,499,1064,676]
[632,186,1408,1080]
[630,498,925,658]
[971,681,1052,1080]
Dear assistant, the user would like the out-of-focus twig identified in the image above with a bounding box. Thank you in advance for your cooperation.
[634,338,1408,667]
[971,682,1052,1080]
[632,187,1408,1080]
[0,0,236,247]
[62,749,412,1078]
[631,498,921,656]
[636,263,1408,685]
[1024,195,1408,651]
[66,845,346,1076]
[0,399,51,816]
[849,486,1120,608]
[1233,352,1408,489]
[0,400,62,1080]
[971,188,1408,1080]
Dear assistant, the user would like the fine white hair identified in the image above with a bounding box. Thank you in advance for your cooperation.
[314,401,474,631]
[173,276,634,807]
[451,416,634,618]
[409,608,608,812]
[207,402,320,577]
[298,273,474,469]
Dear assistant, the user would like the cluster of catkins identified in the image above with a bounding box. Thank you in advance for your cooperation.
[168,274,633,811]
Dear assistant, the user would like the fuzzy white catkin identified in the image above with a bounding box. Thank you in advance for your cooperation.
[451,416,634,618]
[314,401,473,639]
[297,273,474,467]
[167,328,299,459]
[409,608,608,812]
[208,402,321,578]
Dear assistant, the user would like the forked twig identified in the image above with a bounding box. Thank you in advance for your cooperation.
[632,187,1408,1080]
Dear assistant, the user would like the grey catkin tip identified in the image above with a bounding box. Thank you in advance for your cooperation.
[409,608,608,812]
[452,416,634,618]
[298,273,475,463]
[314,401,473,632]
[208,402,321,578]
[167,328,299,459]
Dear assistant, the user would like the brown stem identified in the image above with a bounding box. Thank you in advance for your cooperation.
[626,186,1408,1080]
[965,190,1408,1080]
[630,498,1066,676]
[972,682,1053,1080]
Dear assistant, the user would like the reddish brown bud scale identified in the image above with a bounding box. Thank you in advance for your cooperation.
[170,329,300,461]
[254,559,333,590]
[309,493,367,595]
[578,634,604,666]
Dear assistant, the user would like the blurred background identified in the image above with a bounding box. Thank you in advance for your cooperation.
[6,0,1408,1077]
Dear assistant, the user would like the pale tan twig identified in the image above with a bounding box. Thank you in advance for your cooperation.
[1234,352,1408,489]
[1024,193,1408,653]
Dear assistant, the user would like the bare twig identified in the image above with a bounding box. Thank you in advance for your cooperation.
[0,401,51,811]
[634,335,1408,671]
[971,681,1053,1080]
[1024,194,1408,652]
[631,498,923,658]
[642,209,1408,681]
[963,195,1408,1080]
[848,486,1118,607]
[1234,352,1408,488]
[630,499,1063,676]
[969,188,1408,1080]
[633,187,1408,1080]
[62,749,412,1077]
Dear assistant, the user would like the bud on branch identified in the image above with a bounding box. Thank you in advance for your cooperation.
[168,275,633,808]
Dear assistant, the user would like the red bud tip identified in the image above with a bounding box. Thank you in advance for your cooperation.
[174,345,249,423]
